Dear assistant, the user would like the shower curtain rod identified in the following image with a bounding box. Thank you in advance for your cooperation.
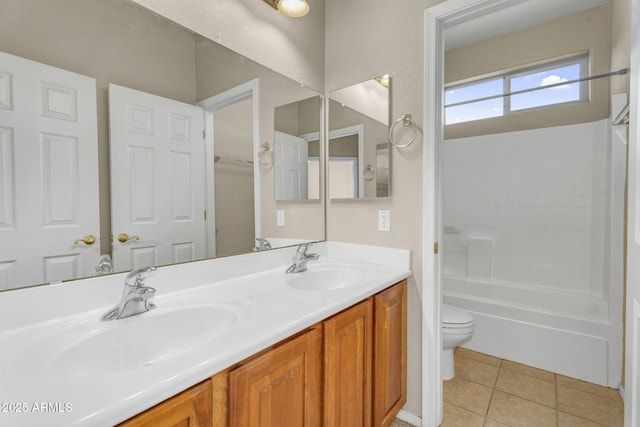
[214,155,254,165]
[445,67,629,109]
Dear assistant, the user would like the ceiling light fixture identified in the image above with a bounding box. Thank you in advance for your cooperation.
[376,74,390,88]
[262,0,309,18]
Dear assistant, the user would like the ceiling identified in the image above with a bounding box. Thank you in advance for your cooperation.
[445,0,609,51]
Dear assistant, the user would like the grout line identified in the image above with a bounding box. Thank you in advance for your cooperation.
[484,358,502,418]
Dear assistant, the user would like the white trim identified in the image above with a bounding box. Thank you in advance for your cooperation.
[619,383,625,403]
[633,299,640,425]
[627,0,640,423]
[423,1,529,426]
[197,79,261,246]
[397,409,422,426]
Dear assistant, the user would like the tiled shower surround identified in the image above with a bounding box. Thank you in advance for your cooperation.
[443,120,609,297]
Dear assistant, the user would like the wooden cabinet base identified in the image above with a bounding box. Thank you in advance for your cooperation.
[228,326,322,427]
[373,280,408,427]
[324,299,373,427]
[118,379,212,427]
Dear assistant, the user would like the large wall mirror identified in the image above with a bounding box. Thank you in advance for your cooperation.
[0,0,324,291]
[328,75,391,199]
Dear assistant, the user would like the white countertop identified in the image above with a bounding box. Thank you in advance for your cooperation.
[0,242,411,426]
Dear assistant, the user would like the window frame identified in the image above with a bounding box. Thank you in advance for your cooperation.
[445,54,589,125]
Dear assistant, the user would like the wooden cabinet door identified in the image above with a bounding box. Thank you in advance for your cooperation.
[229,327,322,427]
[118,379,212,427]
[373,280,407,427]
[324,299,373,427]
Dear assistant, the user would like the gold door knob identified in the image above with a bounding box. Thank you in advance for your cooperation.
[74,235,96,245]
[117,233,140,243]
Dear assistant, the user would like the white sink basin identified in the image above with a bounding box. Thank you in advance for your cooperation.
[286,263,375,290]
[22,295,255,377]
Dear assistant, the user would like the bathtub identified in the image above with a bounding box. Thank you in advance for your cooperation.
[443,276,622,387]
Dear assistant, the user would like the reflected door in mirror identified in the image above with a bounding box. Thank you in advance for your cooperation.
[0,51,100,290]
[109,84,206,272]
[275,131,309,200]
[273,96,322,201]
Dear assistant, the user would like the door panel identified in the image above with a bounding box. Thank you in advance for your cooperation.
[0,51,99,289]
[109,84,205,272]
[229,327,322,427]
[275,131,308,200]
[324,299,373,427]
[373,280,407,427]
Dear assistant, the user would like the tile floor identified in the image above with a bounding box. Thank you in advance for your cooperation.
[440,348,624,427]
[390,419,417,427]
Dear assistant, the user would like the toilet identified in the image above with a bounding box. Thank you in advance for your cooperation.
[442,304,475,380]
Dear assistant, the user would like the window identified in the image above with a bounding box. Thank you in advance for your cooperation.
[445,55,588,125]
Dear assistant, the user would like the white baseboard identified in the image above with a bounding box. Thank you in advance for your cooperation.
[397,409,422,426]
[619,384,625,402]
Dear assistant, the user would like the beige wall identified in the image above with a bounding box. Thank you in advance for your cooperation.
[610,0,632,94]
[131,0,325,92]
[444,5,611,139]
[213,99,255,256]
[0,0,199,254]
[326,0,446,416]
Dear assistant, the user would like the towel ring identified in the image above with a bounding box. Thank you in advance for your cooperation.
[388,114,417,148]
[258,142,274,166]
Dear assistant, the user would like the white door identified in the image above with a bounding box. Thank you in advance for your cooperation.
[275,131,308,200]
[625,1,640,423]
[109,84,205,272]
[328,158,358,198]
[0,51,99,290]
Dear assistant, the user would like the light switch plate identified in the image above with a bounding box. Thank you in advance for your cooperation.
[277,210,285,227]
[378,210,390,232]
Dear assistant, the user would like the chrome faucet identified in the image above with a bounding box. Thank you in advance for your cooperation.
[92,254,113,276]
[286,243,319,273]
[101,267,157,321]
[253,238,272,251]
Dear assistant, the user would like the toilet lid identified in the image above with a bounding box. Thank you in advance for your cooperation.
[442,304,474,326]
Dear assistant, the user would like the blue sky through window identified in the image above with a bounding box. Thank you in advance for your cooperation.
[510,64,581,111]
[444,58,586,124]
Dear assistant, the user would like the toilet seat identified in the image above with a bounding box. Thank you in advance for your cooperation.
[442,304,474,329]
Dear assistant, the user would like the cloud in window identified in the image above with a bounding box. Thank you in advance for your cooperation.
[540,75,570,89]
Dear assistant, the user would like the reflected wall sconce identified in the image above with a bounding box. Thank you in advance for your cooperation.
[262,0,309,18]
[376,74,390,88]
[258,142,274,166]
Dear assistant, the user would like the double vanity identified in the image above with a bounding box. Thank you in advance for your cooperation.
[0,242,411,426]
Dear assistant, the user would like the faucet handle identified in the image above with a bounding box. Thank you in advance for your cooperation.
[297,243,312,255]
[254,238,272,251]
[125,266,157,287]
